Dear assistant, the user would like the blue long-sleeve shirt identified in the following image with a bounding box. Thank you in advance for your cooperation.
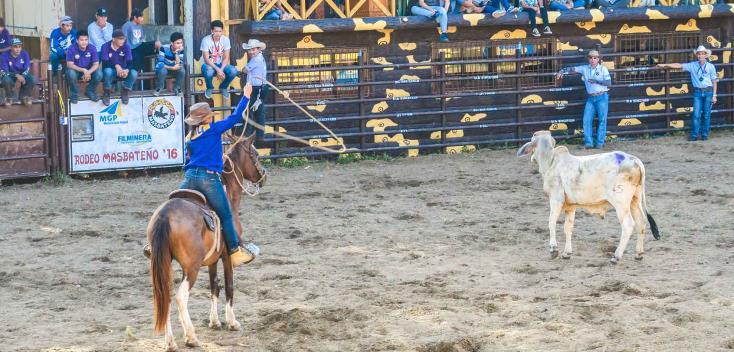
[184,96,250,174]
[50,27,77,56]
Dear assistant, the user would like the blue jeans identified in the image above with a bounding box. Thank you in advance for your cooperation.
[244,85,268,139]
[548,0,584,10]
[411,4,448,33]
[522,7,549,29]
[2,72,36,99]
[103,67,138,90]
[179,168,240,252]
[482,0,512,13]
[691,88,713,139]
[66,68,102,99]
[583,92,609,147]
[155,66,186,91]
[201,63,238,90]
[50,51,65,73]
[263,8,282,20]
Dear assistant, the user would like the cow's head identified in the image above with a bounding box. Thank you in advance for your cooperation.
[517,130,556,162]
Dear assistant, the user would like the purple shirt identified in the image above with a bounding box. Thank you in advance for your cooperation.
[0,50,31,74]
[0,28,10,50]
[66,43,98,69]
[100,41,132,69]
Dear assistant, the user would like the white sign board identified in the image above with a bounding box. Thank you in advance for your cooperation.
[68,95,185,173]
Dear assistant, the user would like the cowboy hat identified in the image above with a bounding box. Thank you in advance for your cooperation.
[184,102,213,125]
[242,39,266,50]
[693,45,711,56]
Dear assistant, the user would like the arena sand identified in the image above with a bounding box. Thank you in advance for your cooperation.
[1,131,733,352]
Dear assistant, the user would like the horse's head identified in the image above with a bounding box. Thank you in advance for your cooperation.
[241,133,267,188]
[224,133,267,196]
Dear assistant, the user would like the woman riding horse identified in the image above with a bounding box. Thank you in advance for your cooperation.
[179,83,256,266]
[145,83,256,266]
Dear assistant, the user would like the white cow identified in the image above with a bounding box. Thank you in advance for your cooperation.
[517,131,660,264]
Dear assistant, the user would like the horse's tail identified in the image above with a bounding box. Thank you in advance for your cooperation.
[150,207,172,334]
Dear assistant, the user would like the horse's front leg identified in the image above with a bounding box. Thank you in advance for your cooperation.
[222,255,241,331]
[208,263,222,329]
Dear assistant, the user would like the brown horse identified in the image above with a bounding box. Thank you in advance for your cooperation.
[148,133,267,351]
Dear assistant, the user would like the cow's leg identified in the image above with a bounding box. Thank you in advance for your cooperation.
[548,199,563,258]
[611,206,635,264]
[631,200,645,260]
[176,270,200,347]
[562,208,576,259]
[208,263,222,329]
[223,255,241,331]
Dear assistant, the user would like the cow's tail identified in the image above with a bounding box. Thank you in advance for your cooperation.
[150,207,172,333]
[635,158,660,240]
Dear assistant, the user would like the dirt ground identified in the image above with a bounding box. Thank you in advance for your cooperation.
[1,131,733,352]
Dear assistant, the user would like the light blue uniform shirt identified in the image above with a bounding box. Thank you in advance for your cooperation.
[245,52,267,87]
[681,61,717,89]
[571,64,611,95]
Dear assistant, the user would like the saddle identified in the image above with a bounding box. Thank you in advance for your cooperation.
[169,189,217,231]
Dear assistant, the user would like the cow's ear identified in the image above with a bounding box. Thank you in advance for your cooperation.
[517,141,535,157]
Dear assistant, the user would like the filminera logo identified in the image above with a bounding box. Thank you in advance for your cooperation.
[117,133,152,145]
[99,101,127,125]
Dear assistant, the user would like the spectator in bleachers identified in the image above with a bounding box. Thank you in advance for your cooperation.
[65,30,102,104]
[0,38,36,106]
[411,0,451,42]
[154,32,186,96]
[656,45,718,141]
[555,50,612,149]
[520,0,552,37]
[548,0,585,11]
[88,7,113,54]
[100,29,137,106]
[473,0,518,17]
[200,20,238,100]
[0,17,11,54]
[50,16,77,74]
[595,0,629,9]
[242,39,268,141]
[122,8,161,72]
[261,0,295,20]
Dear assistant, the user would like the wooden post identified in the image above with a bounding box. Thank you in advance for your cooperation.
[439,51,446,148]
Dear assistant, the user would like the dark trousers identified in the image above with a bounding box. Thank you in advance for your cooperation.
[244,85,268,140]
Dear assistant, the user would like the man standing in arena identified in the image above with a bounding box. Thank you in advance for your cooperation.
[657,46,718,141]
[556,50,612,149]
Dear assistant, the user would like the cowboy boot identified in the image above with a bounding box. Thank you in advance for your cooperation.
[229,246,255,266]
[102,89,111,106]
[121,87,130,105]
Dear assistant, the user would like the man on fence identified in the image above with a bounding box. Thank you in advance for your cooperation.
[154,32,186,96]
[50,16,77,74]
[556,49,612,149]
[100,29,137,106]
[0,38,35,107]
[66,30,102,103]
[656,45,718,141]
[242,39,268,141]
[200,20,238,100]
[87,8,113,54]
[0,17,11,54]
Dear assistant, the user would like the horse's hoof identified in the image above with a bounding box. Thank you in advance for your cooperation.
[209,320,222,330]
[610,256,619,264]
[561,252,572,259]
[185,337,200,348]
[165,342,178,352]
[228,320,241,331]
[634,254,644,261]
[550,249,559,259]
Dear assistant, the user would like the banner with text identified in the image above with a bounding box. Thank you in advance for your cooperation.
[68,95,185,173]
